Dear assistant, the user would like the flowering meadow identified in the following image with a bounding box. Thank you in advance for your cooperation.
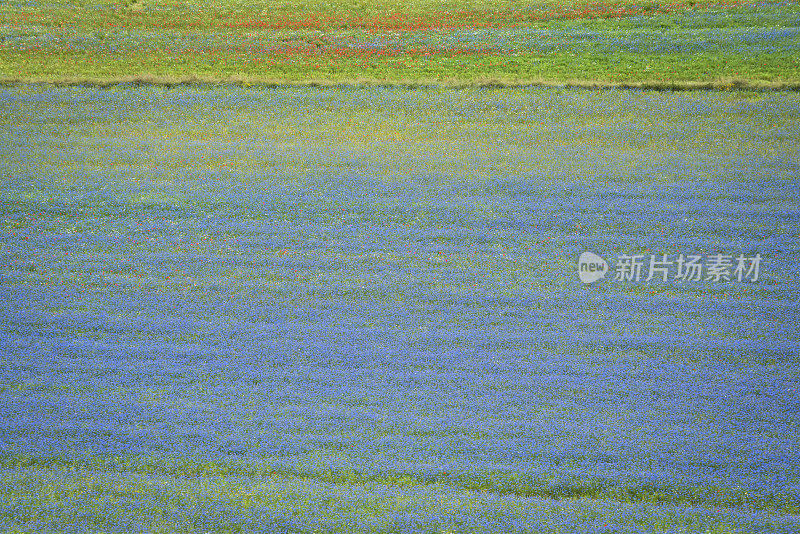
[0,0,799,86]
[0,84,799,531]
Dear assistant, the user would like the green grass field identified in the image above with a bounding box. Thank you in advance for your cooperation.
[1,0,799,87]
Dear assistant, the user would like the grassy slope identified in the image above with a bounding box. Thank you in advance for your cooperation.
[2,455,799,532]
[0,0,798,87]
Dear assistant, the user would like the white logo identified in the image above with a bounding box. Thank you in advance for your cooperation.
[578,251,762,284]
[578,252,609,284]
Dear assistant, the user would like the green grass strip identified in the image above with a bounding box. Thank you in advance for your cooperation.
[2,453,797,514]
[1,0,798,87]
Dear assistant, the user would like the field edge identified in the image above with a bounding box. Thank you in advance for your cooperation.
[3,76,800,91]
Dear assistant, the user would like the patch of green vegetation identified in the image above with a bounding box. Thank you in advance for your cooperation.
[0,0,798,86]
[1,453,797,515]
[0,455,797,532]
